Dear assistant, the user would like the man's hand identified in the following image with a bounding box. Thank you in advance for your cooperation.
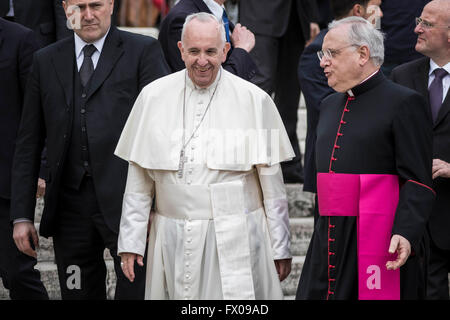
[432,159,450,179]
[231,23,255,53]
[13,221,39,258]
[120,252,144,282]
[274,258,292,281]
[306,22,320,47]
[310,22,320,40]
[36,178,46,198]
[386,234,411,270]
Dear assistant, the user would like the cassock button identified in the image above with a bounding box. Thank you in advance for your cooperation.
[187,238,192,244]
[83,161,89,167]
[81,93,87,98]
[81,109,86,114]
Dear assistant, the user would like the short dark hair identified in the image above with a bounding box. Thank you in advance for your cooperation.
[331,0,371,20]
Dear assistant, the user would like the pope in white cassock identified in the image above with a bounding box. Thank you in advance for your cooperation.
[115,12,295,300]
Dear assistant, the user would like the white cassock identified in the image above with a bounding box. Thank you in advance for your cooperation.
[115,68,295,300]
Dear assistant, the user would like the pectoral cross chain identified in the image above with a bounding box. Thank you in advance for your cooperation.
[177,148,188,178]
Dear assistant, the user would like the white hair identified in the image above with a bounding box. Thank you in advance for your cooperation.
[181,12,226,46]
[329,16,385,67]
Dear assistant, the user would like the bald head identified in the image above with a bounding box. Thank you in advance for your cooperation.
[181,12,226,47]
[414,0,450,66]
[426,0,450,23]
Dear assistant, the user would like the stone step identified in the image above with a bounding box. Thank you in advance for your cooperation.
[285,184,314,218]
[34,217,314,262]
[0,255,304,300]
[290,218,314,256]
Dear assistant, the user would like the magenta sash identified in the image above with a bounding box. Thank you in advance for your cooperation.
[317,172,400,300]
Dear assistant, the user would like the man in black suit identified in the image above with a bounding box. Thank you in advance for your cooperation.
[298,0,383,221]
[391,0,450,299]
[10,0,169,299]
[158,0,257,81]
[239,0,320,183]
[0,18,48,300]
[0,0,72,47]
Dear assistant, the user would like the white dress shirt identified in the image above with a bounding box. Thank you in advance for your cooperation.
[74,29,110,71]
[429,60,450,103]
[203,0,224,21]
[6,0,14,16]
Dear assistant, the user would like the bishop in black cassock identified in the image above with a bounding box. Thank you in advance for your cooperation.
[296,17,435,300]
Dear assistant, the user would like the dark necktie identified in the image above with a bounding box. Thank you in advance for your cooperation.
[429,68,448,123]
[222,10,231,43]
[79,44,96,87]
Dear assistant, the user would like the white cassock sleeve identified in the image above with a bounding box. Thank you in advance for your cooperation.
[117,162,155,257]
[257,164,291,260]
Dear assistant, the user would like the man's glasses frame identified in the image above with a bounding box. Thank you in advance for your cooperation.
[317,44,359,61]
[415,17,450,29]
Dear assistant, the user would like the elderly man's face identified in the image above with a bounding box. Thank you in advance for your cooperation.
[63,0,114,43]
[178,18,230,88]
[414,2,449,58]
[320,26,361,92]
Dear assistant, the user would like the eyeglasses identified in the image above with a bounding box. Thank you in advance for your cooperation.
[415,17,450,29]
[317,45,359,61]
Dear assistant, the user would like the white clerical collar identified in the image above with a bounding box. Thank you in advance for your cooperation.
[186,67,223,92]
[203,0,225,21]
[74,28,110,61]
[429,59,450,76]
[347,69,379,97]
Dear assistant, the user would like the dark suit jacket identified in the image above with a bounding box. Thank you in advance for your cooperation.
[239,0,319,40]
[0,0,72,47]
[298,28,333,193]
[10,27,169,237]
[0,18,39,200]
[158,0,256,80]
[391,57,450,250]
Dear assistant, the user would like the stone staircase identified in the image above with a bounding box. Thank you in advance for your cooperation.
[0,186,314,300]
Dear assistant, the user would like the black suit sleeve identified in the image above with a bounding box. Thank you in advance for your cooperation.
[391,92,435,250]
[159,13,186,72]
[18,29,40,99]
[304,0,320,23]
[53,0,73,40]
[11,52,46,222]
[138,37,170,91]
